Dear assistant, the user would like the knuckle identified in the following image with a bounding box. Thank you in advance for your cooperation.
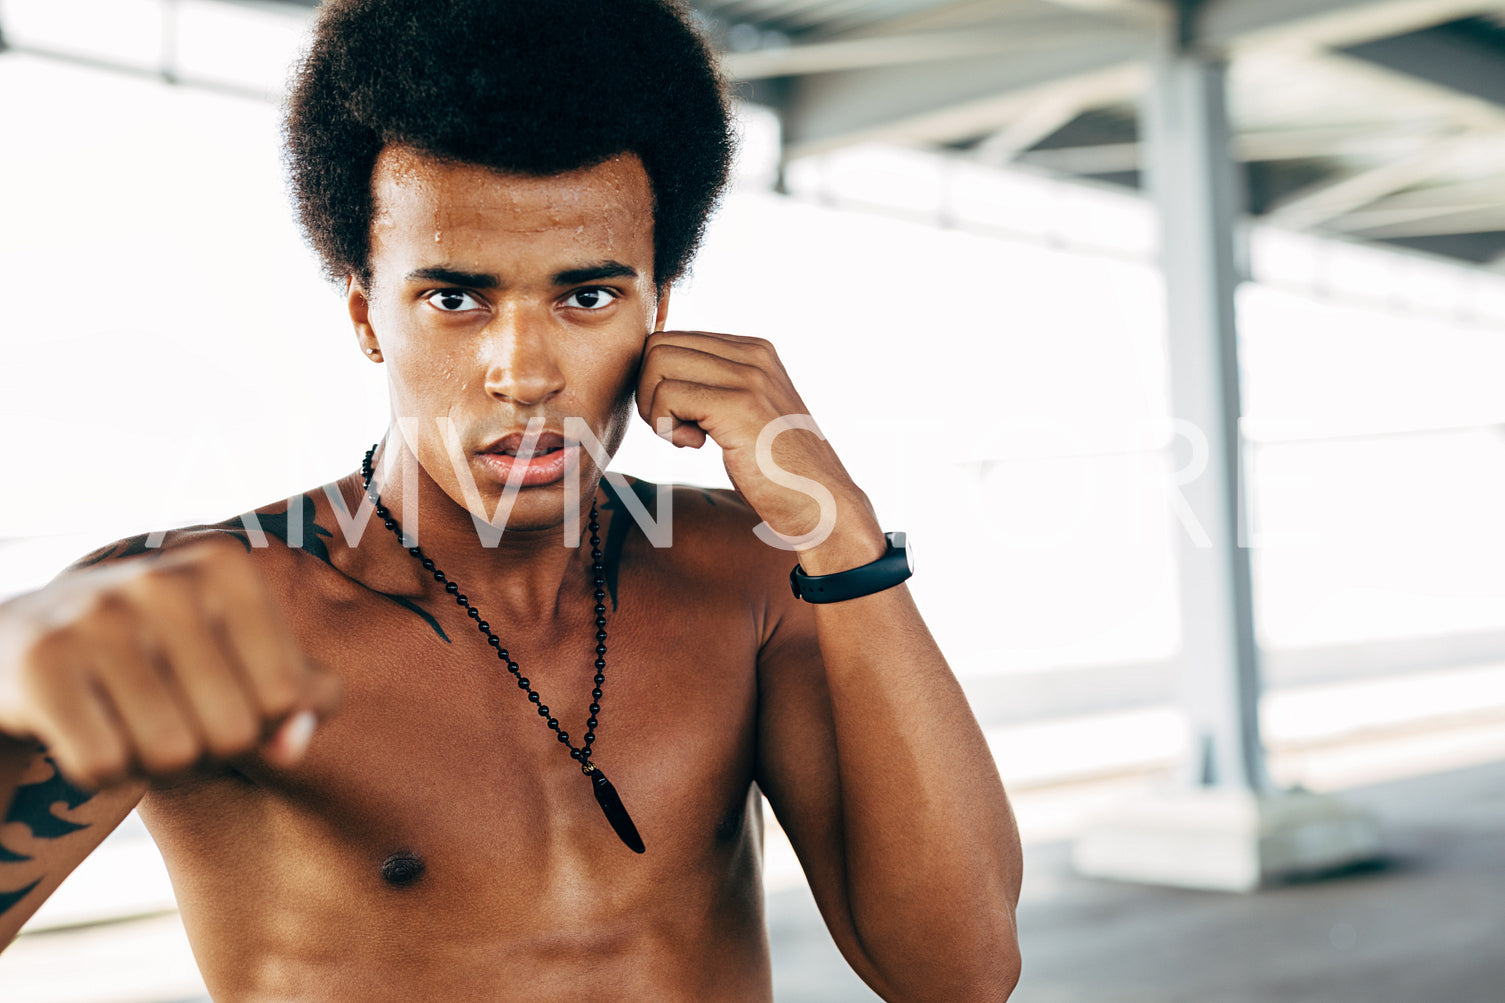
[72,743,127,787]
[21,627,74,675]
[125,568,192,611]
[82,589,134,623]
[140,730,201,774]
[205,708,260,755]
[256,667,303,716]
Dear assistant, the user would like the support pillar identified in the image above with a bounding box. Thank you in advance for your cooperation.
[1071,6,1382,891]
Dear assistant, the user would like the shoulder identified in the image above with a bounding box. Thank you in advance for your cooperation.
[60,525,255,577]
[60,478,360,581]
[607,476,792,578]
[606,475,807,639]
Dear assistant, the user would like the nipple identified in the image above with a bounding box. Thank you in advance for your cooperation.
[380,850,426,887]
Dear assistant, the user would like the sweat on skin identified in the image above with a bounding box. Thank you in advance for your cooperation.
[0,145,1022,1001]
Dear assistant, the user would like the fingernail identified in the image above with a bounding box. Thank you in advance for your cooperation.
[282,710,318,760]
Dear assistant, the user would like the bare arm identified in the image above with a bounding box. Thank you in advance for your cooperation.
[0,532,339,950]
[756,527,1023,1002]
[634,329,1021,999]
[0,736,146,946]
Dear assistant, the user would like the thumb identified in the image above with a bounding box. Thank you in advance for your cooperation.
[261,667,342,766]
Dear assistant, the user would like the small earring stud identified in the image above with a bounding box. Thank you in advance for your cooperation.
[366,347,378,356]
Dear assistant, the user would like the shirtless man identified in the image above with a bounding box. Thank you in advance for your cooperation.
[0,1,1022,998]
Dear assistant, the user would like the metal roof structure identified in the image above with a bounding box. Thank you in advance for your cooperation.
[3,1,1502,264]
[691,0,1505,266]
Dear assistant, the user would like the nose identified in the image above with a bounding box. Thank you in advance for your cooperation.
[482,303,566,407]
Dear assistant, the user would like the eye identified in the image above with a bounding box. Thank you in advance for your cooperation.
[562,287,619,311]
[425,289,483,313]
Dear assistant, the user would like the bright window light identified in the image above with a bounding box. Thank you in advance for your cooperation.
[0,0,166,70]
[173,0,311,95]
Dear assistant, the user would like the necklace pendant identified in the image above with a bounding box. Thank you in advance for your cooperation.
[588,766,645,854]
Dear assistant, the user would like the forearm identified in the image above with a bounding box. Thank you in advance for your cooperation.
[0,587,153,948]
[801,522,1023,999]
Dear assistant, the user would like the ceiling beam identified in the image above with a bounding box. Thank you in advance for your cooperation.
[1319,47,1505,132]
[780,31,1149,157]
[972,69,1147,163]
[1016,120,1454,173]
[1344,17,1505,107]
[1202,0,1505,53]
[721,27,1099,80]
[1350,174,1505,213]
[858,0,1115,35]
[1343,204,1505,238]
[1331,199,1505,233]
[1035,0,1169,26]
[1267,131,1497,228]
[974,93,1110,164]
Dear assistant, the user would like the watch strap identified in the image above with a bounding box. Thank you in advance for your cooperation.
[790,532,913,604]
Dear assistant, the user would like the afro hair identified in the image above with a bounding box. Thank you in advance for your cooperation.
[284,0,735,291]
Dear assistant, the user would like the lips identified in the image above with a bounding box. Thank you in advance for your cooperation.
[481,429,567,457]
[475,428,577,488]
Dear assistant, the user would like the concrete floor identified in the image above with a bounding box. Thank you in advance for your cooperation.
[768,758,1505,1002]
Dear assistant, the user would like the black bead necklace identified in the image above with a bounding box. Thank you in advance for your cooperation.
[360,444,644,854]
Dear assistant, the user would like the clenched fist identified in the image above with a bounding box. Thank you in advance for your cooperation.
[0,535,339,788]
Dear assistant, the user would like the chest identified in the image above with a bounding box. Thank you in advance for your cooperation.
[257,568,762,875]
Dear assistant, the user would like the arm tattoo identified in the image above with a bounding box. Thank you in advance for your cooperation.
[5,757,92,840]
[0,757,95,917]
[69,534,154,570]
[0,878,42,916]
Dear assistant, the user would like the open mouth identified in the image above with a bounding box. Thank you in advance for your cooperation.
[491,443,566,460]
[476,437,577,488]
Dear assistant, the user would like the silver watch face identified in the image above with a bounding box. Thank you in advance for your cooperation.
[890,532,914,573]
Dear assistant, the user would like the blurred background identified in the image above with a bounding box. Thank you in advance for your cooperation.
[1,0,1503,1000]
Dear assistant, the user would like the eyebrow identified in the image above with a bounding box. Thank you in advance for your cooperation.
[553,261,639,285]
[405,266,499,288]
[404,261,639,288]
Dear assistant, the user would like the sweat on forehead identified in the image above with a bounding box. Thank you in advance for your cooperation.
[370,147,653,226]
[363,146,658,287]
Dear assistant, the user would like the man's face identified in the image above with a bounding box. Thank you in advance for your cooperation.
[350,145,666,532]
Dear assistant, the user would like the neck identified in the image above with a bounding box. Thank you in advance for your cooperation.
[356,437,601,622]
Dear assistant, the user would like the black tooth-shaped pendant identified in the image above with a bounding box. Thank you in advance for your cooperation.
[590,768,645,853]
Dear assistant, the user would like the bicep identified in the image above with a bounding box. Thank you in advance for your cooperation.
[0,741,146,947]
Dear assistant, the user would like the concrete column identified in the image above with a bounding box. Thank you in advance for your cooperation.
[1144,28,1267,795]
[1071,6,1382,891]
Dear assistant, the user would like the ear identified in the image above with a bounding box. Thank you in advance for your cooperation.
[347,275,382,361]
[652,286,671,333]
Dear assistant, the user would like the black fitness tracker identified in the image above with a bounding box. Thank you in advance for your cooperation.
[789,532,914,604]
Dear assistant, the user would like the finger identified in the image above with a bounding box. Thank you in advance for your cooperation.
[639,340,761,388]
[202,555,330,720]
[645,378,755,449]
[87,631,202,777]
[262,709,317,767]
[259,670,341,767]
[647,330,777,363]
[636,347,752,430]
[148,603,262,759]
[23,656,130,788]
